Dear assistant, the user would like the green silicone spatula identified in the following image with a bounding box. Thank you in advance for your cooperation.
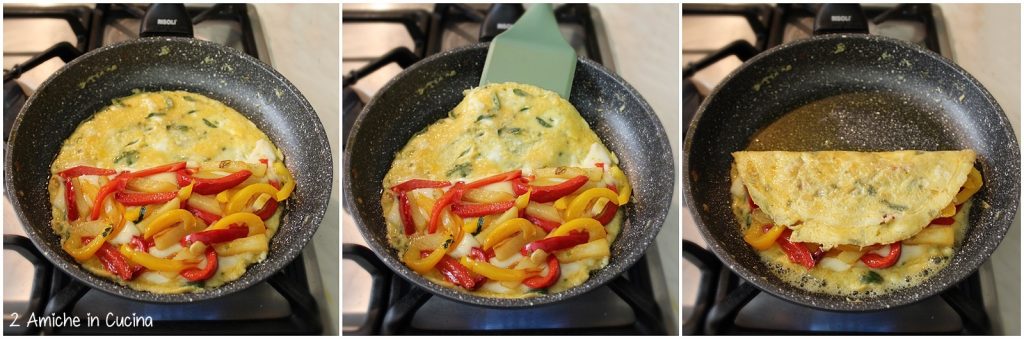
[479,3,577,98]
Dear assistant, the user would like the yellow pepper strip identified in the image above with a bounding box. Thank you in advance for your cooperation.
[743,224,785,250]
[118,244,197,272]
[143,209,196,239]
[108,202,127,239]
[274,162,295,201]
[565,188,619,220]
[553,196,569,210]
[227,183,279,214]
[954,167,982,204]
[216,190,232,203]
[546,218,608,241]
[463,217,482,235]
[404,248,446,273]
[611,166,631,205]
[446,212,465,253]
[482,218,537,250]
[178,182,195,202]
[939,202,956,218]
[515,189,532,210]
[124,206,142,223]
[206,212,267,236]
[62,227,111,261]
[459,257,526,282]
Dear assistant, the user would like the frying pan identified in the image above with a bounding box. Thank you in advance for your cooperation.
[343,43,674,307]
[683,33,1020,311]
[4,7,332,302]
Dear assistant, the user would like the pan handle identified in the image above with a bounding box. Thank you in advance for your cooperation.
[813,4,869,35]
[139,4,194,38]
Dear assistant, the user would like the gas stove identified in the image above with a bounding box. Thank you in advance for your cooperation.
[3,4,329,334]
[682,3,1000,335]
[342,3,674,335]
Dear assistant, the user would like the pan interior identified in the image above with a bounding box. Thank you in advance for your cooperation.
[685,34,1019,311]
[5,37,331,302]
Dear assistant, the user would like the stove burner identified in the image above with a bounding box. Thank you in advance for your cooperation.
[478,4,524,42]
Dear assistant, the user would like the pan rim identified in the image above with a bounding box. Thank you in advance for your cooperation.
[343,42,674,308]
[682,33,1019,311]
[4,36,331,303]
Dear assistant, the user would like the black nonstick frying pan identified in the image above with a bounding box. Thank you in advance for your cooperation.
[343,43,674,307]
[4,5,332,303]
[683,31,1019,311]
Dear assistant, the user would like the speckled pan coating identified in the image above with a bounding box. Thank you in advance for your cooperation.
[343,43,674,308]
[4,37,332,303]
[683,34,1019,311]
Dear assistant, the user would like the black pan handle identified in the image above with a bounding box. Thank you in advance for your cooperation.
[139,3,194,38]
[813,4,869,35]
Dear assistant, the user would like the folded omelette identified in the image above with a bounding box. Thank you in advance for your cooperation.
[729,150,982,296]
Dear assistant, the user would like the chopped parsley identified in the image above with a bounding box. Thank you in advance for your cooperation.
[536,117,552,128]
[491,93,501,111]
[520,106,529,112]
[183,95,196,102]
[497,127,522,136]
[166,124,190,132]
[513,88,528,96]
[187,109,197,115]
[202,118,219,128]
[473,218,484,235]
[114,150,139,165]
[165,97,174,109]
[446,163,472,178]
[443,237,454,249]
[861,271,883,284]
[881,199,907,211]
[475,114,495,122]
[146,112,165,119]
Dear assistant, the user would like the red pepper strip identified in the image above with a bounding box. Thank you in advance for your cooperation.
[130,236,152,252]
[255,198,279,220]
[529,175,588,203]
[192,170,253,195]
[63,177,79,222]
[511,178,530,196]
[391,179,451,193]
[90,172,131,220]
[131,162,187,178]
[861,242,902,269]
[595,162,604,169]
[428,182,466,234]
[180,247,219,282]
[594,185,620,225]
[186,204,222,225]
[931,217,955,225]
[776,229,816,269]
[464,170,522,190]
[114,191,178,206]
[60,165,116,178]
[523,256,560,289]
[469,247,489,262]
[521,231,589,256]
[91,240,142,281]
[183,226,249,246]
[176,169,194,187]
[433,254,480,290]
[398,190,416,235]
[747,192,759,210]
[524,214,560,232]
[451,201,515,218]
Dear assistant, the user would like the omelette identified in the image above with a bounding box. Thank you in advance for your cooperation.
[381,82,631,297]
[49,91,295,294]
[730,150,982,296]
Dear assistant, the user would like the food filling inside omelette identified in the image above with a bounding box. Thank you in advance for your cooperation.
[49,90,295,294]
[729,150,982,296]
[381,83,632,297]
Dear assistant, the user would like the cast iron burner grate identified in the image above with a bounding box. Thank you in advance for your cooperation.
[343,244,667,335]
[3,4,322,335]
[683,241,991,335]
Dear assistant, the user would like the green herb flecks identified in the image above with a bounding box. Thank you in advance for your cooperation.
[881,199,907,211]
[476,114,495,122]
[124,139,139,147]
[861,271,883,284]
[446,163,472,178]
[136,206,147,222]
[146,112,165,119]
[491,93,501,111]
[474,218,484,235]
[202,118,219,128]
[443,237,454,249]
[536,117,552,128]
[183,95,196,102]
[513,88,528,97]
[187,110,197,115]
[497,127,522,136]
[164,97,174,109]
[101,227,112,237]
[111,98,125,107]
[114,150,139,166]
[520,106,529,112]
[166,124,191,132]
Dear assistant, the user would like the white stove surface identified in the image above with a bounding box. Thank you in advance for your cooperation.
[682,4,1020,334]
